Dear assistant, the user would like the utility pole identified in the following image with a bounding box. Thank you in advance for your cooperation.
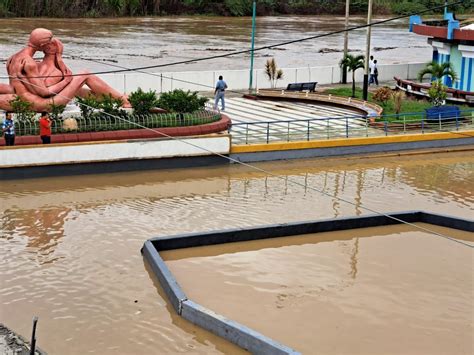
[248,0,257,93]
[342,0,350,84]
[363,0,373,101]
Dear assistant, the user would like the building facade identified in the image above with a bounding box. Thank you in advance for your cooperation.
[410,12,474,92]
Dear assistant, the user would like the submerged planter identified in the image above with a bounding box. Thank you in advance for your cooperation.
[425,105,460,123]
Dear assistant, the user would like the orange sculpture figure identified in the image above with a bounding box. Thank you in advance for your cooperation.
[0,28,129,112]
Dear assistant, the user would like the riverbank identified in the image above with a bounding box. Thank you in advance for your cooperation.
[0,324,46,355]
[1,1,471,17]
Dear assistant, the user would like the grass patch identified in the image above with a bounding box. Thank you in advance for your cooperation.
[323,86,472,122]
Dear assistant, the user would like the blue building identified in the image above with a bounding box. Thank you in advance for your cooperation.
[410,12,474,92]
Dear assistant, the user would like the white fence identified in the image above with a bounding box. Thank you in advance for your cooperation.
[98,62,426,94]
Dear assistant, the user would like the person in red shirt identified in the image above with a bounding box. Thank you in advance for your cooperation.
[39,111,52,144]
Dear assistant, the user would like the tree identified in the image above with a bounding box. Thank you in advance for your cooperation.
[339,54,365,98]
[264,58,284,88]
[417,61,458,84]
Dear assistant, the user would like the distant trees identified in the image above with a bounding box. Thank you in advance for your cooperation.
[0,0,470,17]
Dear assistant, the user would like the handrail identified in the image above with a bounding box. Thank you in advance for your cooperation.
[230,109,474,144]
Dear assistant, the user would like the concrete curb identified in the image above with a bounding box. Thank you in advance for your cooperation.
[142,241,187,314]
[142,211,473,354]
[181,300,299,355]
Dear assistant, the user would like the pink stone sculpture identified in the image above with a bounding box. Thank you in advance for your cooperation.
[0,28,130,112]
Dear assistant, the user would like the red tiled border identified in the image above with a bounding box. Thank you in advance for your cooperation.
[1,115,231,147]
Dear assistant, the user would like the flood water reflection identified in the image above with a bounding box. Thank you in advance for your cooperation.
[0,151,473,354]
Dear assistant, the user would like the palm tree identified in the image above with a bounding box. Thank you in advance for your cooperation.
[264,58,284,88]
[339,54,365,98]
[417,61,458,84]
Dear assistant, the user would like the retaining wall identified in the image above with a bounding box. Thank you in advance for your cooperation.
[0,134,230,179]
[97,63,427,94]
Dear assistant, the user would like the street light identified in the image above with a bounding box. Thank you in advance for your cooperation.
[363,0,373,101]
[342,0,350,84]
[249,0,257,93]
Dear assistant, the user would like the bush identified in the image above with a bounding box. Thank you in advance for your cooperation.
[156,89,208,113]
[48,102,66,120]
[372,87,392,106]
[392,91,405,114]
[9,96,36,121]
[265,58,284,88]
[76,94,125,118]
[428,81,447,107]
[129,88,159,116]
[99,94,125,116]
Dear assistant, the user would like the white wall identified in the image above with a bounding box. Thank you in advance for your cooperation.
[97,62,426,94]
[0,135,230,167]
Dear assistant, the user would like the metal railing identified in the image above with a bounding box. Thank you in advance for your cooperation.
[230,109,474,145]
[14,109,221,137]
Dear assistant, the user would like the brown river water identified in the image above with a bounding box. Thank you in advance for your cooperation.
[0,15,431,79]
[0,150,473,354]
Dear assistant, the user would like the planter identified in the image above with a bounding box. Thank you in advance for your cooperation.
[425,105,460,124]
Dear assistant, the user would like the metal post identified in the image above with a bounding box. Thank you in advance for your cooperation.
[266,122,270,143]
[346,117,349,138]
[248,0,257,93]
[307,120,310,141]
[342,0,350,84]
[30,316,38,355]
[363,0,373,101]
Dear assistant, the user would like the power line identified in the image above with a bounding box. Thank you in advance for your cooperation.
[12,75,474,249]
[0,0,465,80]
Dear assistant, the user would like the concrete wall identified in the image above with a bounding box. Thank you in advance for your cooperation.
[98,62,427,94]
[0,135,230,168]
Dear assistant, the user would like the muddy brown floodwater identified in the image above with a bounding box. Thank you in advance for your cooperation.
[162,224,474,354]
[0,150,473,354]
[0,15,431,78]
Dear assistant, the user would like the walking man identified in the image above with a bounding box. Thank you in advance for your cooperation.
[214,75,228,111]
[2,112,15,146]
[369,55,375,85]
[39,111,52,144]
[373,59,379,86]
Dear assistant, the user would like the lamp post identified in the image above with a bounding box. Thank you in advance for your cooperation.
[363,0,373,101]
[342,0,350,84]
[249,0,257,93]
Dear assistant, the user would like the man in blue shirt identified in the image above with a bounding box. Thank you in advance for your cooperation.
[214,75,228,111]
[2,112,15,146]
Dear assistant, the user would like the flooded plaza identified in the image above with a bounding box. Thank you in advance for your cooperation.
[162,223,473,354]
[0,150,473,354]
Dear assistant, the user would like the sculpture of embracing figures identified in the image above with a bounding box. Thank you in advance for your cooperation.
[0,28,130,112]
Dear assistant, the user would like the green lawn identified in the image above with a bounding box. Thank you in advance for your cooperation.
[323,86,472,122]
